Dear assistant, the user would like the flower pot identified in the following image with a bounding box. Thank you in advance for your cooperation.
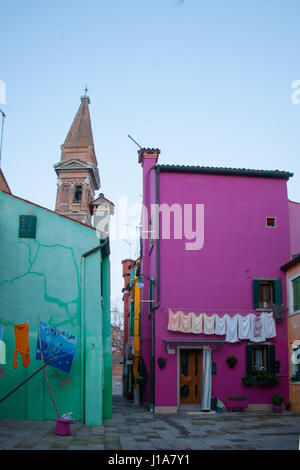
[226,400,248,412]
[157,358,167,369]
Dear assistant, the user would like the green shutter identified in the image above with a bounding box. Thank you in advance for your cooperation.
[293,277,300,312]
[129,301,135,337]
[18,215,37,238]
[273,280,282,306]
[267,345,276,374]
[246,345,253,375]
[130,269,135,287]
[253,280,260,309]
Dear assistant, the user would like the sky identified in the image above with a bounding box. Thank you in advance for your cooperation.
[1,0,300,313]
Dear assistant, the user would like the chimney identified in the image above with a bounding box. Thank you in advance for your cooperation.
[138,148,160,166]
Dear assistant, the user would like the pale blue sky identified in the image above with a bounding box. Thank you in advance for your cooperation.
[1,0,300,309]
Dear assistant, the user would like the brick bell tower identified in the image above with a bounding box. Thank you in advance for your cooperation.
[54,95,100,225]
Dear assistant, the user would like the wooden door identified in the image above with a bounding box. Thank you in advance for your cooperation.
[180,349,202,405]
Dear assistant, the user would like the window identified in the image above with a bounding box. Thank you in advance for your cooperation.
[266,217,276,228]
[253,279,282,310]
[74,185,82,203]
[18,215,37,238]
[246,344,276,375]
[259,281,273,308]
[252,345,267,371]
[292,276,300,313]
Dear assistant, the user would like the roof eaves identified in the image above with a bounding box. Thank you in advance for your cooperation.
[154,164,293,179]
[280,254,300,271]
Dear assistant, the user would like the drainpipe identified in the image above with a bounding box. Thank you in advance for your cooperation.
[150,166,161,413]
[80,238,109,423]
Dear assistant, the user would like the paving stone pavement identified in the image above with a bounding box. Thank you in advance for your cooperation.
[1,382,300,450]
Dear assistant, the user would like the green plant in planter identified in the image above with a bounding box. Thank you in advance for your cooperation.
[271,394,284,406]
[226,356,238,368]
[242,375,256,386]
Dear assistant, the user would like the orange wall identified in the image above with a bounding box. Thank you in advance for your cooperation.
[286,261,300,411]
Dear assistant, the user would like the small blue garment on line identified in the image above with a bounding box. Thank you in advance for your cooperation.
[0,325,4,342]
[36,321,77,373]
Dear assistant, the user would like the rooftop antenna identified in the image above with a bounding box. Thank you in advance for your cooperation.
[0,108,6,169]
[128,134,142,149]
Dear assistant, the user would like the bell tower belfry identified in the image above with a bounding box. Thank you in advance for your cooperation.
[54,95,100,225]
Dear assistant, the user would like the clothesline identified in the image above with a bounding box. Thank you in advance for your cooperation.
[162,306,287,312]
[167,309,277,343]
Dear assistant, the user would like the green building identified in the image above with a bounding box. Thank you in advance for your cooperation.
[0,190,112,426]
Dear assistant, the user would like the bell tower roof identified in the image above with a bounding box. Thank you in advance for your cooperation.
[61,96,98,166]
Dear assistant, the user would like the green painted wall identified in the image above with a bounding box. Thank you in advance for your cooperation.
[0,191,112,426]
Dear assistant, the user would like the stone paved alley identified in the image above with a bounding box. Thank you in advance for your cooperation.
[0,381,300,450]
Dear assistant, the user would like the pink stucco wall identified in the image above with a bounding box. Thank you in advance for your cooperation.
[140,156,291,409]
[289,200,300,257]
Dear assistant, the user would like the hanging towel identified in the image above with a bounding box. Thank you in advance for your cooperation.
[36,321,77,373]
[13,323,31,369]
[237,314,251,340]
[263,312,276,338]
[250,313,266,342]
[0,340,6,364]
[215,315,226,335]
[191,312,203,334]
[0,325,4,342]
[178,312,192,333]
[203,314,215,335]
[225,315,238,343]
[167,309,180,332]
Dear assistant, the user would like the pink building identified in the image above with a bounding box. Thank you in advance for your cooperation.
[138,148,294,413]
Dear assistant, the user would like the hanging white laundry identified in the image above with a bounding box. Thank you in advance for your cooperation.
[178,311,192,333]
[225,315,239,343]
[191,313,203,334]
[215,315,226,335]
[250,313,266,342]
[0,340,6,364]
[263,311,276,338]
[167,309,180,332]
[203,313,215,335]
[237,314,251,340]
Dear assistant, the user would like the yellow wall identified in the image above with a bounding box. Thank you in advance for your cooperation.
[133,279,141,385]
[286,261,300,411]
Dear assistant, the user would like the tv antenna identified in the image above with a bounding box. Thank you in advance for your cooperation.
[128,134,142,149]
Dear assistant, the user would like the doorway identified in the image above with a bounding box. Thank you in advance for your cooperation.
[179,349,202,405]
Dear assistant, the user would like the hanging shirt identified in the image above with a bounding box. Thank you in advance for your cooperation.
[178,312,192,333]
[263,311,276,338]
[249,313,266,342]
[13,323,31,369]
[215,315,226,335]
[203,314,215,335]
[167,309,180,332]
[237,314,251,340]
[225,315,238,343]
[191,313,203,334]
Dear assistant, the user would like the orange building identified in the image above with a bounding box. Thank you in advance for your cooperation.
[281,254,300,411]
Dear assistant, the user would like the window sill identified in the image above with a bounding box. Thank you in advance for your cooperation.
[289,310,300,316]
[255,308,272,312]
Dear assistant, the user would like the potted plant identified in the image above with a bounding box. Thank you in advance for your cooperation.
[226,355,238,369]
[271,393,284,407]
[242,374,256,386]
[157,357,167,369]
[271,393,284,412]
[226,395,248,412]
